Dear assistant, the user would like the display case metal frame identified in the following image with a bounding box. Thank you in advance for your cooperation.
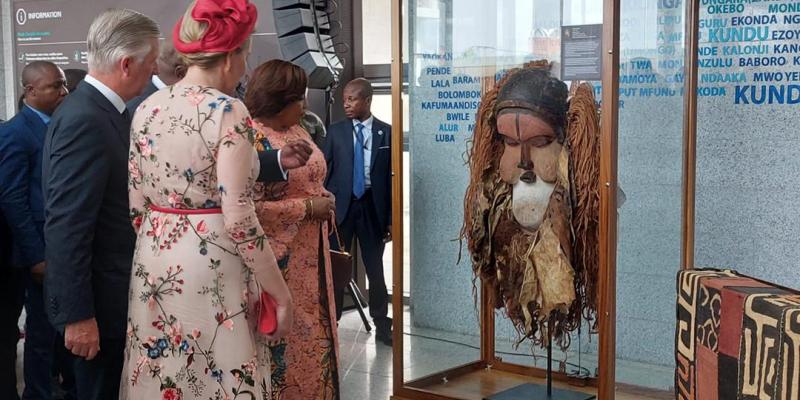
[385,0,701,398]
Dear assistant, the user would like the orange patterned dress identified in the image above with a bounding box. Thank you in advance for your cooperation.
[253,123,340,400]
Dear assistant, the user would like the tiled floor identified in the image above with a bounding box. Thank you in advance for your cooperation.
[337,308,395,399]
[323,305,486,399]
[338,306,573,399]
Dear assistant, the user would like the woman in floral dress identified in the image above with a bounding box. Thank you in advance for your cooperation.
[121,2,293,399]
[244,60,340,399]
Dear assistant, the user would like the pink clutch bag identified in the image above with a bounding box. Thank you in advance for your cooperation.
[258,292,278,335]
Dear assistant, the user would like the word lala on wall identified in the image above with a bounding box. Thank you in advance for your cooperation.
[415,60,496,145]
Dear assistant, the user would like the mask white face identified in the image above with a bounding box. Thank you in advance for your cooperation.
[511,174,555,230]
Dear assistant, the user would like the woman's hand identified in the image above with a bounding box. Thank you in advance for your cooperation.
[306,196,334,220]
[264,299,294,342]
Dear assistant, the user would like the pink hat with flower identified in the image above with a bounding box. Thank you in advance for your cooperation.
[173,0,257,54]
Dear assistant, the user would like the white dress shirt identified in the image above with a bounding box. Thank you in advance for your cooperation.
[152,75,167,90]
[352,116,374,187]
[84,75,126,114]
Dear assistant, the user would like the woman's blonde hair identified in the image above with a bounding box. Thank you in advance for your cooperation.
[177,1,250,68]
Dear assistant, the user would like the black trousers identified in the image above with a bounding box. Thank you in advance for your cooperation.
[333,190,389,323]
[23,279,76,400]
[70,337,124,400]
[0,266,25,400]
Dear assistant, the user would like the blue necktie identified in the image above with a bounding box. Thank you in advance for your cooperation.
[353,123,366,199]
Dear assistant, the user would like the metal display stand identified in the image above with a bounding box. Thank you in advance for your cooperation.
[484,321,595,400]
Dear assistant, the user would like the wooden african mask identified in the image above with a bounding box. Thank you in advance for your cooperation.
[461,63,600,349]
[496,111,562,231]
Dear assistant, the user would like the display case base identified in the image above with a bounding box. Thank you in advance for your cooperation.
[485,383,596,400]
[393,368,672,400]
[405,368,596,400]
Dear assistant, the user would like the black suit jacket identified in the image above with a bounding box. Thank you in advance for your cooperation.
[126,81,158,115]
[42,81,136,339]
[323,117,392,232]
[257,150,286,183]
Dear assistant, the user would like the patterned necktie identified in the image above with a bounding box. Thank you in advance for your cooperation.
[353,123,366,199]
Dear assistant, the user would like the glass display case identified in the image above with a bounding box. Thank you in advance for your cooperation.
[387,0,621,399]
[384,0,800,399]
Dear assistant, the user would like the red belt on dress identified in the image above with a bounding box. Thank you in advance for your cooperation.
[149,205,222,215]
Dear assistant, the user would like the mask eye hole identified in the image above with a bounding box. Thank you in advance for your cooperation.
[529,136,555,148]
[500,134,520,147]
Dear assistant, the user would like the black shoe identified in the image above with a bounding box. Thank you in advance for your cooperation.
[376,329,393,346]
[375,318,393,346]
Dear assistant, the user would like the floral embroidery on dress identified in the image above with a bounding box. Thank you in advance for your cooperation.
[123,85,275,400]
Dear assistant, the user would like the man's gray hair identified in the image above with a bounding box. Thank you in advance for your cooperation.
[87,9,160,73]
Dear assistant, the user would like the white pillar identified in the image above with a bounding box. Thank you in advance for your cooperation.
[1,0,16,119]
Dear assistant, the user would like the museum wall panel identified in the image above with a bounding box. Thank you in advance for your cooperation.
[693,1,800,290]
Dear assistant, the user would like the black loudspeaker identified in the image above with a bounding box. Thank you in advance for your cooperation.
[273,0,326,10]
[274,8,331,36]
[295,51,343,89]
[273,0,342,89]
[280,32,333,61]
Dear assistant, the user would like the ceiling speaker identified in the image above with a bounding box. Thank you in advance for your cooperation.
[273,1,342,89]
[294,51,343,90]
[273,0,327,10]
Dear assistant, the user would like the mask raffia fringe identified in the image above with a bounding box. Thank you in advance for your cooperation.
[566,82,601,332]
[460,70,505,286]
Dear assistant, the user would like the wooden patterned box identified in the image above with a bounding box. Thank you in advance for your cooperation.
[676,269,800,400]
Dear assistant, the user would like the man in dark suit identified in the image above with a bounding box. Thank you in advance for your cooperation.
[0,116,12,400]
[324,78,393,345]
[42,10,160,400]
[0,61,73,400]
